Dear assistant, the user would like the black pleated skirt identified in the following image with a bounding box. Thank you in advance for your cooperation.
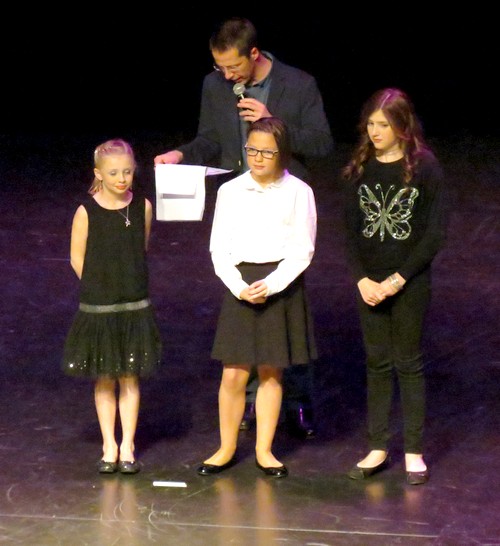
[211,262,317,367]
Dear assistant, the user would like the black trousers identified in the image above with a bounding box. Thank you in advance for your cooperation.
[357,270,431,453]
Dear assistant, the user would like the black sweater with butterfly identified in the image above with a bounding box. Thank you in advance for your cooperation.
[344,150,447,283]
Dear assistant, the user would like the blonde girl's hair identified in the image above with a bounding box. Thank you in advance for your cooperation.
[88,138,136,195]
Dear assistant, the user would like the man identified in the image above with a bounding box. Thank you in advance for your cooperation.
[155,17,334,438]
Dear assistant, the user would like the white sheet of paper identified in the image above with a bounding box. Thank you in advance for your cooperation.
[155,164,232,221]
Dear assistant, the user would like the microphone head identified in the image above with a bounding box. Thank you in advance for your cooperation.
[232,82,246,98]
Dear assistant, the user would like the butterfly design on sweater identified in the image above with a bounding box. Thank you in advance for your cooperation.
[358,183,419,241]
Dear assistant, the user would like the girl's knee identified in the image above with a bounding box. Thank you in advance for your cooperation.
[222,366,249,391]
[395,354,424,376]
[257,366,283,386]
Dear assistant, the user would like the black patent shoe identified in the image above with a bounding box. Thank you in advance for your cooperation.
[348,455,390,480]
[118,460,140,474]
[286,405,316,439]
[197,457,236,476]
[98,460,118,474]
[239,402,256,431]
[406,468,429,485]
[255,458,289,478]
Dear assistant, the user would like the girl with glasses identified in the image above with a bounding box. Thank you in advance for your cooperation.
[197,117,317,478]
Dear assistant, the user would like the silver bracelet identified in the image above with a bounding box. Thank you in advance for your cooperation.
[389,274,402,291]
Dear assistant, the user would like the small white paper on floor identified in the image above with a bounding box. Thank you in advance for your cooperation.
[152,481,187,488]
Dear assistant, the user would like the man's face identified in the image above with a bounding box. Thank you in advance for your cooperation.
[212,47,256,85]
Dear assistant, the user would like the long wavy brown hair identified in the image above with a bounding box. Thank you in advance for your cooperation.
[342,88,429,184]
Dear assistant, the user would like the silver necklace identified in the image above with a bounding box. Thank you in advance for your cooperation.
[116,205,131,227]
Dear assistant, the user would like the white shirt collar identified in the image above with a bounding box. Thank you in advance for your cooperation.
[243,170,289,191]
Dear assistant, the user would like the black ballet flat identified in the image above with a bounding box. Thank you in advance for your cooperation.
[97,460,118,474]
[406,468,429,485]
[197,457,236,476]
[118,460,140,474]
[348,455,390,480]
[255,458,289,478]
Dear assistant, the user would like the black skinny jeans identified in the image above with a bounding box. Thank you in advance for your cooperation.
[357,270,431,454]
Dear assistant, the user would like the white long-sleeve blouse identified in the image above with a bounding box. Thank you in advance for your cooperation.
[210,170,317,298]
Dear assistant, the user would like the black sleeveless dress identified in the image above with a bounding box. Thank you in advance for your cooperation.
[63,194,162,378]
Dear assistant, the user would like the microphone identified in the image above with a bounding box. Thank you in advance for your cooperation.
[233,82,246,101]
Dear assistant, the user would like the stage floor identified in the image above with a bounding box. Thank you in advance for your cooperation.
[0,132,498,545]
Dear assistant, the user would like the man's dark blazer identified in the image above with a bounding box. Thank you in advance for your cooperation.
[178,55,334,179]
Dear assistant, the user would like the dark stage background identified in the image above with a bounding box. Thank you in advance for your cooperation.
[1,7,497,145]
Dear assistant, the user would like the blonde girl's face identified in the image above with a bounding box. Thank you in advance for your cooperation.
[245,131,281,185]
[367,109,400,154]
[94,154,135,196]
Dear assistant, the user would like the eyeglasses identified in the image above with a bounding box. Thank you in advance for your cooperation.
[213,63,241,74]
[244,146,279,160]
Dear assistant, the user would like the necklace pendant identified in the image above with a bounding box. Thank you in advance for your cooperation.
[116,204,131,226]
